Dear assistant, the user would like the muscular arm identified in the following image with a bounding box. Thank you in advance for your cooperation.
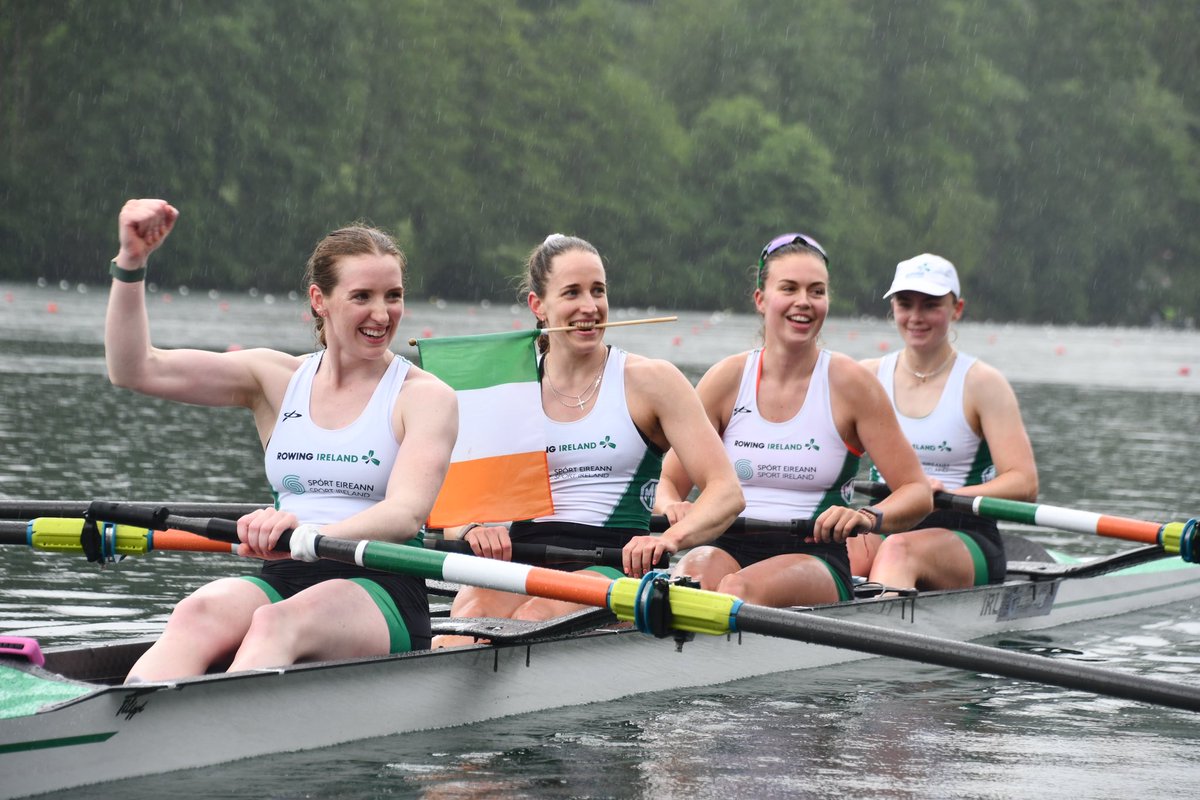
[631,358,744,553]
[960,363,1039,502]
[105,199,294,412]
[654,355,742,520]
[321,370,459,544]
[830,355,932,537]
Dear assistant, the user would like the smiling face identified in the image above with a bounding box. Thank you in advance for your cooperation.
[528,248,608,356]
[309,252,405,358]
[754,250,829,349]
[890,290,963,349]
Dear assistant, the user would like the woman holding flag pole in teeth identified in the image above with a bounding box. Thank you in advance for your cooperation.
[653,232,932,606]
[433,234,743,648]
[105,199,457,680]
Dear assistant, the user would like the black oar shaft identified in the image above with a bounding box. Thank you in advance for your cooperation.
[85,502,252,546]
[0,520,28,545]
[650,514,815,537]
[428,540,664,570]
[0,500,264,520]
[734,605,1200,713]
[80,503,659,569]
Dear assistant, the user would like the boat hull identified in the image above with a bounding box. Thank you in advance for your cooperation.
[2,557,1197,799]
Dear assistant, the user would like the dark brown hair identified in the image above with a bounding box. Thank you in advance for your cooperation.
[519,234,601,353]
[303,225,405,346]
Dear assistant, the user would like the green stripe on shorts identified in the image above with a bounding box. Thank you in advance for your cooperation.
[820,561,851,601]
[951,530,989,586]
[348,578,412,653]
[240,575,284,604]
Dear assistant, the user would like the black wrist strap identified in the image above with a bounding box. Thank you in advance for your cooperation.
[110,260,146,283]
[860,505,884,533]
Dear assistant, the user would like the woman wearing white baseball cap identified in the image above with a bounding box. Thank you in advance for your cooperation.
[853,254,1039,591]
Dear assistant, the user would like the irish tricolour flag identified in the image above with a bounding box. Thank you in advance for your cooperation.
[417,329,553,528]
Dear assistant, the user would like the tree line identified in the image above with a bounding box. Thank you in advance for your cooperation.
[2,0,1196,325]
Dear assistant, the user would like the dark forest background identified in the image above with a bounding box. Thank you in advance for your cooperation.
[2,0,1196,324]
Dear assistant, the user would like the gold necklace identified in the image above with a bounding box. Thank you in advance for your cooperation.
[902,349,956,383]
[544,350,608,409]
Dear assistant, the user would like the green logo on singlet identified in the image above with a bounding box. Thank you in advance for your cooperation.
[598,435,616,449]
[362,449,381,465]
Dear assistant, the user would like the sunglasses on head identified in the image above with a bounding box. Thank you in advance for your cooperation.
[757,232,828,287]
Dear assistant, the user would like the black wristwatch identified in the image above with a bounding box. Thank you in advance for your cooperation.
[858,505,884,533]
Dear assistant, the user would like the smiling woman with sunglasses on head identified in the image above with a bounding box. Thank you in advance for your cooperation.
[106,199,458,681]
[654,233,931,606]
[851,254,1038,591]
[432,234,743,647]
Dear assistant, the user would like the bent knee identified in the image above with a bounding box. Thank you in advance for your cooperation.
[167,586,251,631]
[672,546,732,584]
[876,533,924,562]
[715,572,751,598]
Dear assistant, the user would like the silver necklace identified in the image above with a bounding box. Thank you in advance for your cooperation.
[544,351,608,409]
[903,349,956,383]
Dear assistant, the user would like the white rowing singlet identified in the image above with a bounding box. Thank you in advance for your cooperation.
[876,351,994,490]
[535,348,663,528]
[265,352,410,524]
[723,349,861,520]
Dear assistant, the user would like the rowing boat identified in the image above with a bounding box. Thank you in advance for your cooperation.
[2,535,1197,800]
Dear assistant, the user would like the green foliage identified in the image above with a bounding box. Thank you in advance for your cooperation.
[1,0,1195,326]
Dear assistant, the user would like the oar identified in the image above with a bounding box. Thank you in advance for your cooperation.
[854,481,1199,561]
[0,500,264,520]
[0,518,237,559]
[1,517,653,570]
[650,514,815,538]
[85,501,1200,713]
[425,539,664,570]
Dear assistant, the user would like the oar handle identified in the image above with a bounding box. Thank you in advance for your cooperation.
[649,514,816,537]
[83,503,667,569]
[855,480,975,513]
[84,502,267,549]
[428,540,666,570]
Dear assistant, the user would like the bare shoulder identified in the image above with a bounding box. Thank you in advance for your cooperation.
[244,347,306,373]
[964,357,1020,409]
[401,362,459,405]
[696,351,749,391]
[623,351,693,399]
[233,348,305,400]
[859,355,883,373]
[828,351,881,395]
[964,358,1012,391]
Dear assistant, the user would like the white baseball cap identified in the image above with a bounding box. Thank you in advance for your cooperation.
[883,254,961,299]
